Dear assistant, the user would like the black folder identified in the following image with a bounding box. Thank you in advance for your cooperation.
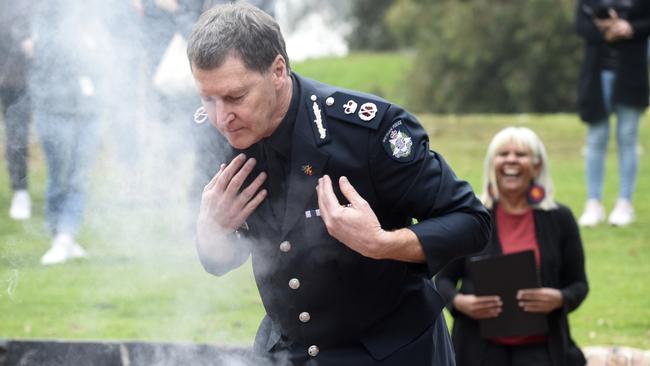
[467,250,548,338]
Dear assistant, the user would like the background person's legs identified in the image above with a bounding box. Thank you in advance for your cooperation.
[579,70,615,227]
[1,88,31,219]
[609,104,641,226]
[580,119,609,227]
[35,111,100,265]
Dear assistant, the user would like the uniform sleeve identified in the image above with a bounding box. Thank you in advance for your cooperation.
[194,129,253,276]
[435,258,467,317]
[556,205,589,313]
[196,233,252,276]
[369,109,491,277]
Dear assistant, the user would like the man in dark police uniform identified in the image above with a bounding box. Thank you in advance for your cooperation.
[189,3,490,365]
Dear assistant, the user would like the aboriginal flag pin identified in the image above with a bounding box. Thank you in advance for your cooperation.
[301,164,313,176]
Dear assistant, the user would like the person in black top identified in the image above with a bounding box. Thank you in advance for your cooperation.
[576,0,650,227]
[189,3,490,365]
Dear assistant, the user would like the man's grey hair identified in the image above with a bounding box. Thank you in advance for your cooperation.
[187,2,290,73]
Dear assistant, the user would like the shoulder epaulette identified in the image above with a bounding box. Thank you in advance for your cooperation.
[323,91,390,130]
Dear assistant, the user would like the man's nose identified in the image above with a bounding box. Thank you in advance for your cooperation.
[212,102,234,127]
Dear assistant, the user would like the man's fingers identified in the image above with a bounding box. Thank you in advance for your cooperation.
[216,154,247,191]
[339,176,366,208]
[238,189,267,223]
[226,157,258,196]
[238,171,267,205]
[316,177,328,224]
[317,175,342,215]
[204,163,226,192]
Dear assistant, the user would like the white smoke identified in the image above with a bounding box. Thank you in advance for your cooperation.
[2,1,350,364]
[277,0,351,62]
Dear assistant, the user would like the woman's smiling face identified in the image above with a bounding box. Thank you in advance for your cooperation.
[493,141,541,200]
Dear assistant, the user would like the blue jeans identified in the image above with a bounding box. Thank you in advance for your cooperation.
[585,70,641,201]
[35,111,101,236]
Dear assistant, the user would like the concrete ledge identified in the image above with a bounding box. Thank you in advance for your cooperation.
[0,339,267,366]
[584,346,650,366]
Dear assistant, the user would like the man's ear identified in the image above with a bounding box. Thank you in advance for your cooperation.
[271,55,288,87]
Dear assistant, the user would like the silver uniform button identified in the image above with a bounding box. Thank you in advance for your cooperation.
[289,278,300,290]
[310,94,317,102]
[308,345,319,357]
[299,311,311,323]
[325,97,334,106]
[279,241,291,252]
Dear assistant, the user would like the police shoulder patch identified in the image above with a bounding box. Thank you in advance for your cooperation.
[382,120,415,162]
[323,91,390,130]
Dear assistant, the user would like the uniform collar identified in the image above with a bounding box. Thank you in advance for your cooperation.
[264,74,300,160]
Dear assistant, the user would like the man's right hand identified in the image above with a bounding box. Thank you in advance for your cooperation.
[197,154,267,242]
[453,294,503,320]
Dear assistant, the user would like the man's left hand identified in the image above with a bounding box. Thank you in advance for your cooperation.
[316,175,388,259]
[517,287,564,314]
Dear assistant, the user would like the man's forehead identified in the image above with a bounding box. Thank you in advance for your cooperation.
[194,58,261,94]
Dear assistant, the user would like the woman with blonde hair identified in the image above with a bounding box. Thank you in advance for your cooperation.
[436,127,589,366]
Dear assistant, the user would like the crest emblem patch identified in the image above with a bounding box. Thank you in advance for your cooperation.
[382,120,414,162]
[358,102,377,122]
[389,130,412,158]
[343,100,358,114]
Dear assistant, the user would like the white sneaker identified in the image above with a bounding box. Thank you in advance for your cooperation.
[578,199,606,227]
[9,190,31,220]
[608,199,635,226]
[70,242,88,259]
[40,234,87,265]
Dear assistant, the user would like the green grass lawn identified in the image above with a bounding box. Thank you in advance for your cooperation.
[293,51,414,108]
[1,53,649,350]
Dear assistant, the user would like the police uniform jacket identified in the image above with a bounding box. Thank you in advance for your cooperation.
[197,73,491,364]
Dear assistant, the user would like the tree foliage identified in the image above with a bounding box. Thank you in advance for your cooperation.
[384,0,583,113]
[347,0,399,51]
